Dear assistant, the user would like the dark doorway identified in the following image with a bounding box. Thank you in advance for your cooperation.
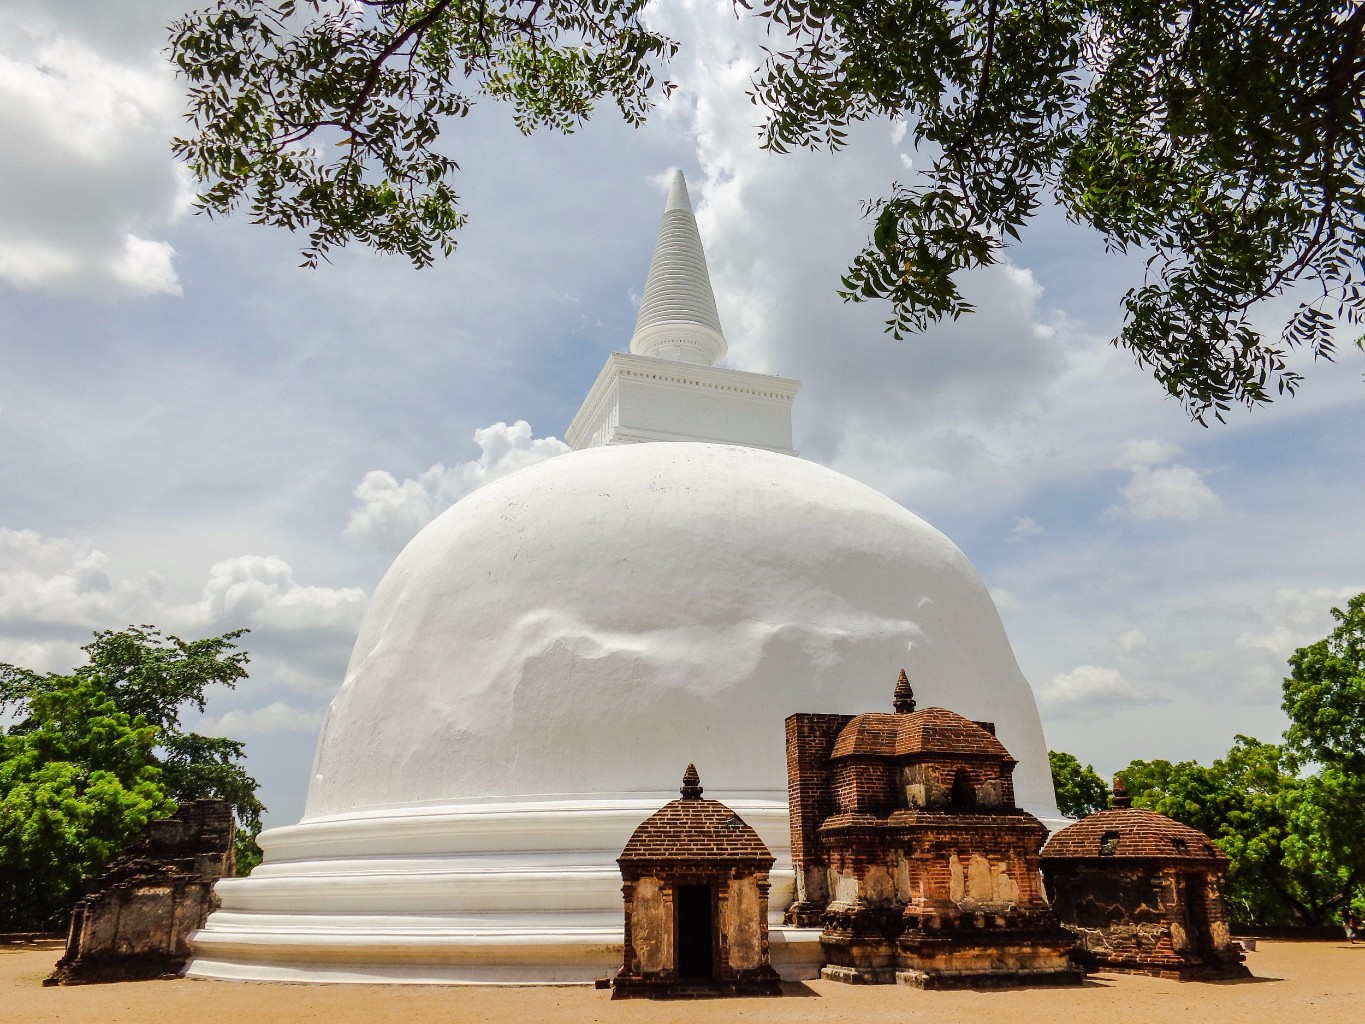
[950,768,977,809]
[1182,874,1215,956]
[676,885,714,978]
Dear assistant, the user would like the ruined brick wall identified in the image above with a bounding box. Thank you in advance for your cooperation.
[1043,861,1247,978]
[47,800,236,985]
[819,815,1050,914]
[815,815,1079,986]
[785,713,851,913]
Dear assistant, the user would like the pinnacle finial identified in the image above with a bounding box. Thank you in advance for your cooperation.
[665,169,691,212]
[893,668,917,714]
[680,763,704,800]
[629,169,727,366]
[1111,775,1131,809]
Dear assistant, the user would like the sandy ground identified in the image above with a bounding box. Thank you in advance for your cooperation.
[3,940,1362,1024]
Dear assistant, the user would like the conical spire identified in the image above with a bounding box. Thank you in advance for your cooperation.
[629,170,728,366]
[893,668,917,714]
[679,763,704,800]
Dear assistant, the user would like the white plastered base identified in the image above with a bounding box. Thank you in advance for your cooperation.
[186,794,825,985]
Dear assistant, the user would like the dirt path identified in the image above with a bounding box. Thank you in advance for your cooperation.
[3,940,1362,1024]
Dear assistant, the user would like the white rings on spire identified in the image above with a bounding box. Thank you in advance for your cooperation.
[629,170,728,366]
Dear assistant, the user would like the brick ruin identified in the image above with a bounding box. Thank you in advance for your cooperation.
[784,670,1083,988]
[1041,779,1250,980]
[46,800,236,985]
[613,764,783,998]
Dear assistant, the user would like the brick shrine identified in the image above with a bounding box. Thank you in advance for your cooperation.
[784,670,1083,988]
[47,800,236,985]
[1041,778,1250,980]
[613,764,783,998]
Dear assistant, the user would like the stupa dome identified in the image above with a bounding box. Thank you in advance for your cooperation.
[306,441,1055,818]
[189,441,1059,985]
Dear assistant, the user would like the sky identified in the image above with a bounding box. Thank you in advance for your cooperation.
[2,1,1362,828]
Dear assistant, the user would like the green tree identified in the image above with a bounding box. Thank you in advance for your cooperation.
[1283,592,1365,775]
[0,627,265,930]
[1048,749,1109,818]
[1120,737,1355,927]
[1281,591,1365,914]
[168,1,1365,421]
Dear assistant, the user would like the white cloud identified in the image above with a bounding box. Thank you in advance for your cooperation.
[1106,439,1221,520]
[198,701,324,737]
[1117,463,1222,520]
[0,528,364,697]
[0,529,157,672]
[0,528,164,629]
[1009,516,1044,541]
[346,420,569,548]
[0,10,190,296]
[1117,628,1147,652]
[1114,439,1183,471]
[1118,464,1221,520]
[1037,664,1166,718]
[184,555,367,634]
[1234,585,1361,656]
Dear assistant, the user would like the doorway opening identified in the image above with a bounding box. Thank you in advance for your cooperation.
[1182,874,1215,956]
[950,768,977,809]
[676,884,714,979]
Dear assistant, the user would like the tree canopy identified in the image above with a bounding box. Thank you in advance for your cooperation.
[1282,591,1365,774]
[0,627,264,931]
[169,1,1365,421]
[1047,749,1109,818]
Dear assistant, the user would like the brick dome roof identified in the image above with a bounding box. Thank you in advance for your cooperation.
[831,706,1013,760]
[1042,807,1227,862]
[619,767,773,865]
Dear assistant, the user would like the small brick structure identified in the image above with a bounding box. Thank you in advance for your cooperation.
[613,765,783,998]
[46,800,236,985]
[1041,779,1250,980]
[785,670,1083,988]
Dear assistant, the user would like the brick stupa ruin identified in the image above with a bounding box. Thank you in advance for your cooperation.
[785,671,1083,988]
[1042,778,1250,980]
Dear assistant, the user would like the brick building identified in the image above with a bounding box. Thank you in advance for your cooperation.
[785,671,1082,988]
[1041,779,1250,979]
[613,765,783,997]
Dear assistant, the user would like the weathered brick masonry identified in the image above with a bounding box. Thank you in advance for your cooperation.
[614,765,782,998]
[1042,780,1250,980]
[785,671,1083,988]
[47,800,235,985]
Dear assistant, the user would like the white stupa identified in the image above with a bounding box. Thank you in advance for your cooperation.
[186,171,1061,985]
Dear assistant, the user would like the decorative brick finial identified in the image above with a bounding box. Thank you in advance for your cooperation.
[1111,775,1131,809]
[893,668,917,714]
[680,763,704,800]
